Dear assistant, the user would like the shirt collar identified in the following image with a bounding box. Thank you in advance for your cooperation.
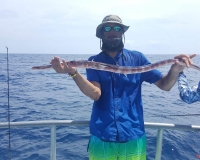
[102,49,125,60]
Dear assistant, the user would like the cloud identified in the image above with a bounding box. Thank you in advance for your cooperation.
[0,10,18,19]
[149,40,159,45]
[125,39,137,48]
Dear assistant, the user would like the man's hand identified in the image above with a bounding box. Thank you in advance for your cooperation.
[50,56,76,75]
[155,54,196,91]
[171,54,196,73]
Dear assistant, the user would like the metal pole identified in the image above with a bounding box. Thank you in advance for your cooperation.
[155,129,164,160]
[50,125,56,160]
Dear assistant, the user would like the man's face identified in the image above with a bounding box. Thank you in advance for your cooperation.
[102,23,123,41]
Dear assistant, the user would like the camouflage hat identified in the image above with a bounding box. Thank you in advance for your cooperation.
[96,15,129,38]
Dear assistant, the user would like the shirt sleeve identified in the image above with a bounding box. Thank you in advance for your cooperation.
[178,72,200,104]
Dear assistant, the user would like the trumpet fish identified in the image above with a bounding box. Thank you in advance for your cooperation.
[31,59,200,74]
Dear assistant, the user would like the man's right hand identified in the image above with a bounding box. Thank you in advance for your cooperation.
[50,56,76,75]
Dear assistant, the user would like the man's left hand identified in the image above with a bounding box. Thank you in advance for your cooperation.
[171,54,196,73]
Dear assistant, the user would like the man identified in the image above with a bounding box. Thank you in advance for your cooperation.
[50,15,194,160]
[178,72,200,104]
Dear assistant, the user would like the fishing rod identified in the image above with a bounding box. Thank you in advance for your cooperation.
[6,46,11,160]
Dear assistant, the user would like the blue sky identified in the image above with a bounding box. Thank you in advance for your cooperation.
[0,0,200,54]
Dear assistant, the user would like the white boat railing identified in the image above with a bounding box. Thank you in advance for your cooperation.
[1,120,200,160]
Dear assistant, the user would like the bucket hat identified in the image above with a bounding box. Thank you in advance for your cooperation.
[96,15,129,38]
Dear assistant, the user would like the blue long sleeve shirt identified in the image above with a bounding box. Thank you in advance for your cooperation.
[178,72,200,104]
[86,49,163,142]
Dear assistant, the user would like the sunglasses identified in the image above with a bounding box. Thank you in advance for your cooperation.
[103,26,122,32]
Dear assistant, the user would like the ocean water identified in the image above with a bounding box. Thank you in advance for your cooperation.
[0,53,200,160]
